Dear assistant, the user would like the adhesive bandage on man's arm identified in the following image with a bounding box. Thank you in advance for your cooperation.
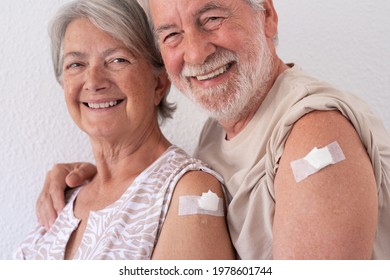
[290,141,346,183]
[178,190,224,216]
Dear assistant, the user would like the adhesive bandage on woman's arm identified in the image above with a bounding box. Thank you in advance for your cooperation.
[290,141,346,183]
[178,190,224,216]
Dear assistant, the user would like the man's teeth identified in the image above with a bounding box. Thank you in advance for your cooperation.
[88,101,118,109]
[196,65,229,81]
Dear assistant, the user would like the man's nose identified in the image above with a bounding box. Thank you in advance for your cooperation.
[183,30,216,65]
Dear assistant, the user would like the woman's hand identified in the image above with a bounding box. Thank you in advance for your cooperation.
[36,162,97,230]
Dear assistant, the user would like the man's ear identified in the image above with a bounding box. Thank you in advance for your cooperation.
[262,0,278,39]
[154,70,171,106]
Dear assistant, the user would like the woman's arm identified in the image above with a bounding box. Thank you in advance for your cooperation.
[152,170,236,259]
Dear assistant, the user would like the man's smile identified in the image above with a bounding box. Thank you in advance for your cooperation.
[193,63,234,81]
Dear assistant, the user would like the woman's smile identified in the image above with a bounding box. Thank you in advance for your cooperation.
[83,99,125,109]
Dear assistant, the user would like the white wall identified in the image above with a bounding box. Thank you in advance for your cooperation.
[1,0,389,259]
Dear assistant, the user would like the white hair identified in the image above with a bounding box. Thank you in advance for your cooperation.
[245,0,266,10]
[137,0,277,43]
[137,0,266,23]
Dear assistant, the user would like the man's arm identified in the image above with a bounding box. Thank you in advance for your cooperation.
[36,162,97,230]
[273,110,377,259]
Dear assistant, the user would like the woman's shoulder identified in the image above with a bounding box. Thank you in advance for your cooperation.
[151,145,222,180]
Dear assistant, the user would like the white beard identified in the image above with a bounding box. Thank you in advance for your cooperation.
[169,21,274,123]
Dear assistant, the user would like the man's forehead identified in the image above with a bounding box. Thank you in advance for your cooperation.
[147,0,234,19]
[147,0,185,25]
[147,0,248,16]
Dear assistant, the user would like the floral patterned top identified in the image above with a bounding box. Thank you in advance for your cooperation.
[15,145,223,260]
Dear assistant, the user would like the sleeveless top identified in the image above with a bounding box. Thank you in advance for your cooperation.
[15,145,223,260]
[194,65,390,259]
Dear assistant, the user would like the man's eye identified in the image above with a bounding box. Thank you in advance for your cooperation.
[163,32,180,43]
[203,16,225,30]
[208,16,222,22]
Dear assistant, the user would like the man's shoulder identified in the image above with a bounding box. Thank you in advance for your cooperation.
[277,64,331,91]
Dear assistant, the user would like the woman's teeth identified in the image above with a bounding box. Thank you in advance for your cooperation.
[87,101,118,109]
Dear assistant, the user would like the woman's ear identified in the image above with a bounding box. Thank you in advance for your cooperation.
[154,70,171,106]
[262,0,278,39]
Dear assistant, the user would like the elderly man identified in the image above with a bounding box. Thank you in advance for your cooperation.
[37,0,390,259]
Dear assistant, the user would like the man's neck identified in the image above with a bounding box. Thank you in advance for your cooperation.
[221,109,258,141]
[221,60,290,140]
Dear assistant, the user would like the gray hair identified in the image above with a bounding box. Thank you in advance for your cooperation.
[245,0,266,10]
[50,0,175,121]
[137,0,266,23]
[137,0,277,43]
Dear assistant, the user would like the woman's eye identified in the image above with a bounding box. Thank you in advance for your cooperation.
[66,62,82,69]
[112,58,129,63]
[107,57,132,70]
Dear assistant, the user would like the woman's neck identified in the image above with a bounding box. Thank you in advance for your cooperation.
[94,132,170,185]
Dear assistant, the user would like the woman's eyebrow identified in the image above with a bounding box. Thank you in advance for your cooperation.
[63,51,85,60]
[63,47,131,59]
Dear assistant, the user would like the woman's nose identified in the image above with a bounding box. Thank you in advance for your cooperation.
[83,65,109,92]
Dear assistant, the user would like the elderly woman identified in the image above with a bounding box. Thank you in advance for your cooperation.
[15,0,235,260]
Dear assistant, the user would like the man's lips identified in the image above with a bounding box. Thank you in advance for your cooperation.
[191,63,233,81]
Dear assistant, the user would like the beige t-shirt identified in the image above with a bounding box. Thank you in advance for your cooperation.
[194,65,390,259]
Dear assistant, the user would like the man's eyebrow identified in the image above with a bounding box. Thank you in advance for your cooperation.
[195,2,227,16]
[154,3,227,36]
[154,24,178,36]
